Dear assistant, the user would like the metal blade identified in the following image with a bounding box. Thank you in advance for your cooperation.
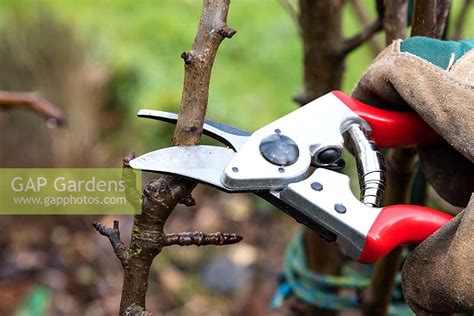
[130,145,337,241]
[129,145,238,191]
[137,109,250,151]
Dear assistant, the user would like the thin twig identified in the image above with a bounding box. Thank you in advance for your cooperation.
[0,91,66,126]
[93,221,130,269]
[435,0,452,39]
[162,231,243,247]
[340,0,383,57]
[340,19,383,56]
[361,2,411,315]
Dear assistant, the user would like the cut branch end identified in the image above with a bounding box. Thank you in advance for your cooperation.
[181,51,195,64]
[217,26,237,38]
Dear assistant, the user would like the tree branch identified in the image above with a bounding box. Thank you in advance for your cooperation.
[93,221,130,270]
[173,0,236,146]
[435,0,451,39]
[340,18,383,56]
[284,1,348,316]
[383,0,408,45]
[105,1,238,314]
[411,0,437,37]
[293,0,346,106]
[162,231,243,247]
[340,0,383,56]
[0,91,66,126]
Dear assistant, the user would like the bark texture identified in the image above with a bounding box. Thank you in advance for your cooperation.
[383,0,407,42]
[411,0,437,37]
[173,0,235,146]
[294,0,345,106]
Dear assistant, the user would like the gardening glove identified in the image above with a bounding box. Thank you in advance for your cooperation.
[352,37,474,314]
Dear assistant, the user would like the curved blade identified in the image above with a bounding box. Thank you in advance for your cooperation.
[137,109,250,151]
[129,145,238,191]
[130,146,337,241]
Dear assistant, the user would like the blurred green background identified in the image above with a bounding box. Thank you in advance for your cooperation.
[0,0,471,154]
[0,0,386,154]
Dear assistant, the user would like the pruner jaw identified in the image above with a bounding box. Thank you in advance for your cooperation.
[137,109,250,151]
[129,145,240,192]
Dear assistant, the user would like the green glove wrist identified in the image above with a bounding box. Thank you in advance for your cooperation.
[401,36,474,69]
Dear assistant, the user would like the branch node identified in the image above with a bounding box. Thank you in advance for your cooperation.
[217,26,237,39]
[123,152,136,168]
[93,220,130,269]
[180,51,195,64]
[125,304,153,316]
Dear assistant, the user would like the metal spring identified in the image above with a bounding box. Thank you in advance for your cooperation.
[346,124,386,207]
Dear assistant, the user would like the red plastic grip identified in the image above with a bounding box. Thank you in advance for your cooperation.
[358,205,452,263]
[332,91,441,148]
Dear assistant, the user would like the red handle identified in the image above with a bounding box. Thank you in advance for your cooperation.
[358,205,452,263]
[332,91,441,148]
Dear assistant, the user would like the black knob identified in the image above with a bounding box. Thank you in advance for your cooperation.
[316,147,341,165]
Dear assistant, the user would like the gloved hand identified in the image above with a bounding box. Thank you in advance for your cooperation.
[352,37,474,314]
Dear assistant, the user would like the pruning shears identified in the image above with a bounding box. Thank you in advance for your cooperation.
[129,91,452,263]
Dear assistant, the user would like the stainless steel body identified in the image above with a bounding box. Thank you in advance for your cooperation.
[221,93,370,190]
[280,168,382,258]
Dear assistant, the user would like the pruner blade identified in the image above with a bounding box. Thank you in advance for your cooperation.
[137,109,250,150]
[129,144,338,242]
[129,145,237,191]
